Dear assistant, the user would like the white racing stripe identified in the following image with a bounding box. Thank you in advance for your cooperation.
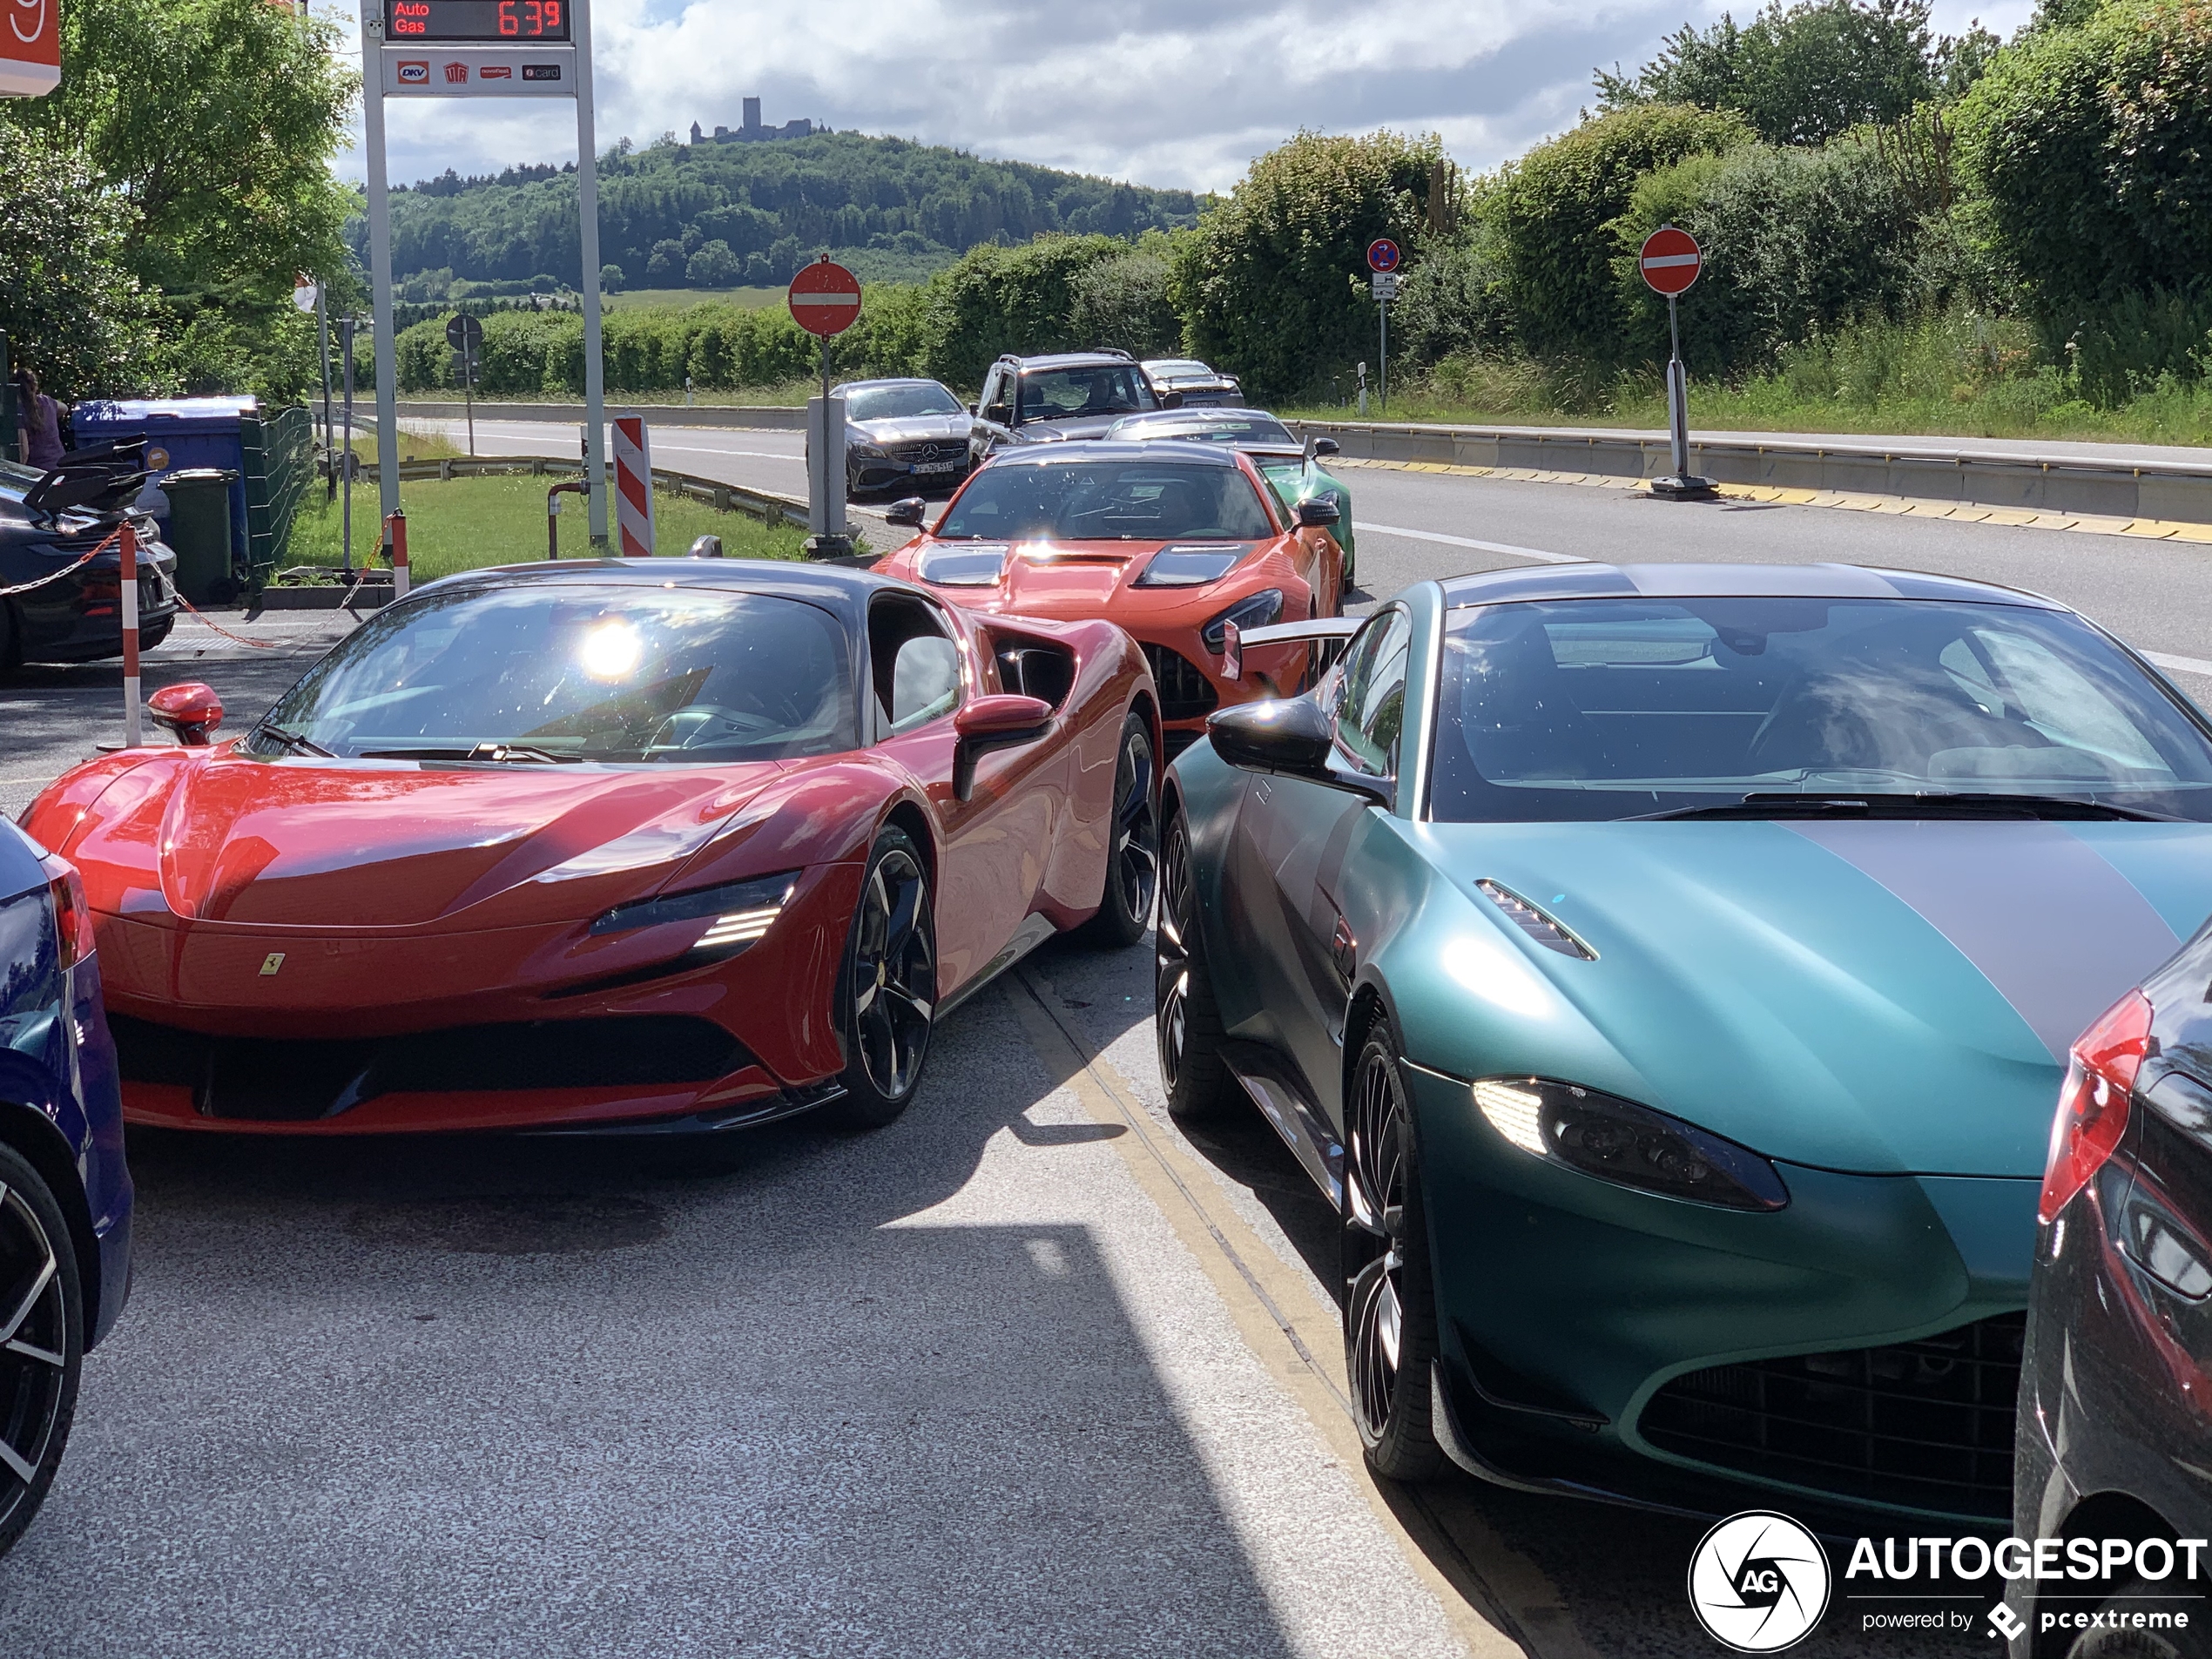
[1353,521,1581,565]
[2143,650,2212,680]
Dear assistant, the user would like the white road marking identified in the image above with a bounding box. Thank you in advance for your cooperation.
[2144,650,2212,679]
[1353,521,1581,564]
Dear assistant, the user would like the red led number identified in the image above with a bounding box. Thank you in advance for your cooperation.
[498,0,517,33]
[544,1,559,26]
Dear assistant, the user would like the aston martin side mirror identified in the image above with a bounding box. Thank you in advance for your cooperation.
[953,693,1052,800]
[1208,698,1329,777]
[1312,437,1340,458]
[688,534,724,558]
[149,681,224,745]
[1296,494,1342,528]
[886,497,927,529]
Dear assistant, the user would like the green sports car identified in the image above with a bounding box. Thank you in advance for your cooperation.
[1156,562,2212,1525]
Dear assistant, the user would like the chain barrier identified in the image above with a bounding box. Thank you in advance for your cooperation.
[146,567,287,652]
[0,527,121,598]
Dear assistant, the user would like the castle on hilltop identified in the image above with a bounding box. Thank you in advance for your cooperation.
[690,98,814,145]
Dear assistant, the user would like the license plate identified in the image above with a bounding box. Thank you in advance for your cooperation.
[915,460,961,474]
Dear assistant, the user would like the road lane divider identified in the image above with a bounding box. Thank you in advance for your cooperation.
[1010,970,1580,1659]
[1355,524,1580,564]
[2143,651,2212,680]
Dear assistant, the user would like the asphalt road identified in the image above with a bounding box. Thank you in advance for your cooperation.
[4,435,2178,1654]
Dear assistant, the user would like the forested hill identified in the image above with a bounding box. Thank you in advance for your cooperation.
[363,130,1208,298]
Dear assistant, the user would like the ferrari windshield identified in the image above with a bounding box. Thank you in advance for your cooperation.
[248,584,857,764]
[844,381,962,422]
[934,460,1275,542]
[1428,597,2212,821]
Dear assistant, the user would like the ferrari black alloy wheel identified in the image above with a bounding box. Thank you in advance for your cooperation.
[0,1143,84,1557]
[1079,711,1158,948]
[1154,808,1237,1122]
[1344,1027,1445,1481]
[833,826,938,1128]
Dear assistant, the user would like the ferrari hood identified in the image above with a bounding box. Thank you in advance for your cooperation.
[1408,818,2212,1177]
[105,753,783,929]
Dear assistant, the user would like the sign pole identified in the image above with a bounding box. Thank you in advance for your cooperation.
[573,0,609,548]
[1668,293,1688,482]
[1637,224,1715,500]
[361,4,400,532]
[341,315,358,576]
[1378,292,1388,413]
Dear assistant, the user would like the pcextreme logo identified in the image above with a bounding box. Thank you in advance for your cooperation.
[1689,1512,1832,1652]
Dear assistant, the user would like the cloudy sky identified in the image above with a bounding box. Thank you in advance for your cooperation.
[347,0,2034,192]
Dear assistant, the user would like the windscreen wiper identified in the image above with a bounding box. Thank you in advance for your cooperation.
[357,742,583,764]
[1638,791,2182,823]
[258,724,334,759]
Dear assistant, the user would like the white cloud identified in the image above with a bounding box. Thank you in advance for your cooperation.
[341,0,2045,192]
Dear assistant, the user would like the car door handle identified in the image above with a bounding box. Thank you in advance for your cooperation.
[1332,916,1357,976]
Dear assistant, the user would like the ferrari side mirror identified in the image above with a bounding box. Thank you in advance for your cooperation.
[886,497,927,529]
[953,693,1052,801]
[149,681,224,746]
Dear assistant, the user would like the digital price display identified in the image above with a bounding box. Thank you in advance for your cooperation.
[385,0,569,41]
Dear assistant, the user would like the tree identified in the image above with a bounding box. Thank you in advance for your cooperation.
[685,240,741,287]
[1172,130,1448,400]
[3,0,356,397]
[1596,0,1997,146]
[0,123,160,397]
[646,240,688,284]
[1497,104,1752,362]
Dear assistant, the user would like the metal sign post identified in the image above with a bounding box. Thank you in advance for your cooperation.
[340,315,359,574]
[1637,225,1715,500]
[1366,239,1401,415]
[447,313,482,455]
[363,0,603,536]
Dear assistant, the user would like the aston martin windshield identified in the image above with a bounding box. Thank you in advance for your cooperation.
[935,460,1274,542]
[248,584,857,764]
[844,382,962,422]
[1428,597,2212,822]
[1112,413,1296,446]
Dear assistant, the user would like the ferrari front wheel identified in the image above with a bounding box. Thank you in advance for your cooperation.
[0,1142,84,1558]
[1076,710,1157,948]
[831,826,937,1130]
[1344,1025,1446,1483]
[1155,808,1237,1122]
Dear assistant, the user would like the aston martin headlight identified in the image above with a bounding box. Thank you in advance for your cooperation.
[1200,589,1283,652]
[917,543,1010,587]
[590,871,799,958]
[1472,1076,1789,1211]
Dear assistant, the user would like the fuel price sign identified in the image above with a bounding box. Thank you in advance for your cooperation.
[385,0,570,41]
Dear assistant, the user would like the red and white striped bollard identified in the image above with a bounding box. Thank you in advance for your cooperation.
[612,416,655,556]
[119,520,143,747]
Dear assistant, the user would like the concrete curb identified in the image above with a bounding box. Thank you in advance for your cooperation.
[1287,419,2212,528]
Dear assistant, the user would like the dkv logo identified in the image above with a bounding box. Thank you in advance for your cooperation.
[1689,1511,1832,1652]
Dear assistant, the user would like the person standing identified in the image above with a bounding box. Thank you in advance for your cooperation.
[13,366,64,471]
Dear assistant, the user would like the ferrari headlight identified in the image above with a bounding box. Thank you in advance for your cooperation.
[590,871,799,958]
[917,543,1010,587]
[1473,1076,1789,1211]
[1200,589,1283,652]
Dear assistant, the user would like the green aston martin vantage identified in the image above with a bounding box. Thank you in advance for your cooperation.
[1157,562,2212,1526]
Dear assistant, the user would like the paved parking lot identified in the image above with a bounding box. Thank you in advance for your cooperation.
[10,457,2174,1654]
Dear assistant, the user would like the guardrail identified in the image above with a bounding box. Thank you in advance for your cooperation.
[391,400,809,431]
[322,452,812,530]
[1283,419,2212,527]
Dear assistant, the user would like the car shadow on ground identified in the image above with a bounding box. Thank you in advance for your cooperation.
[0,981,1337,1659]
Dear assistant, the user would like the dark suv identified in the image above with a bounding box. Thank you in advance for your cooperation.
[967,351,1163,468]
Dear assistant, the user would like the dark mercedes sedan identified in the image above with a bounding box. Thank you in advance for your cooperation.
[0,457,178,669]
[832,378,975,500]
[2008,922,2212,1656]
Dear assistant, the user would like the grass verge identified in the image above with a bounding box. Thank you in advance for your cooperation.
[287,473,813,583]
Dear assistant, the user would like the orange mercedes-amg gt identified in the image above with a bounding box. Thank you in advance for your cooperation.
[873,442,1344,755]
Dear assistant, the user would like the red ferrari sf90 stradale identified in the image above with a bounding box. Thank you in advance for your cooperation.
[22,560,1160,1135]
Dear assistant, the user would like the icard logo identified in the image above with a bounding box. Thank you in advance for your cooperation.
[1689,1511,1831,1653]
[520,63,560,80]
[395,59,428,83]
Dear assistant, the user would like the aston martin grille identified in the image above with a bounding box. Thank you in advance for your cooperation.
[1639,1313,2025,1519]
[1141,642,1219,724]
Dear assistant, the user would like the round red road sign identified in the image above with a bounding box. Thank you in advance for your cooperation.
[1366,238,1402,274]
[788,258,861,337]
[1638,226,1702,296]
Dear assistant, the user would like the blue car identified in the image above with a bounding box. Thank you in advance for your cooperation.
[0,817,132,1556]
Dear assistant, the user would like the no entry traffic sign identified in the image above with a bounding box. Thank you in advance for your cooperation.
[1639,226,1702,296]
[789,259,861,338]
[1366,239,1401,274]
[0,0,61,97]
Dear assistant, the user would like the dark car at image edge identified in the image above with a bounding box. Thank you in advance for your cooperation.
[0,455,178,670]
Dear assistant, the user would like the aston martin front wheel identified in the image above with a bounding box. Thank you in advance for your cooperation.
[830,826,937,1130]
[0,1142,84,1558]
[1076,711,1157,949]
[1344,1025,1446,1482]
[1155,807,1237,1122]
